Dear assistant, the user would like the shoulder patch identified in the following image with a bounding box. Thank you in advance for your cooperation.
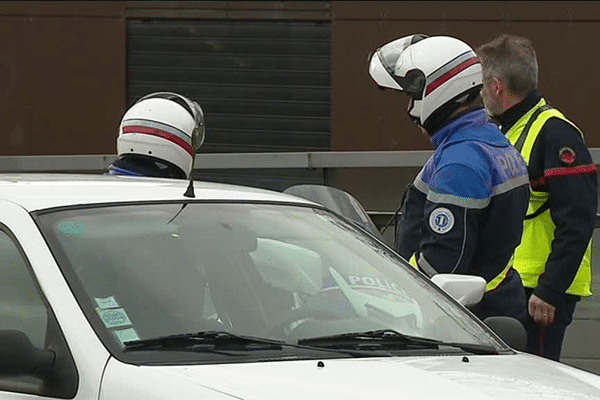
[429,207,454,234]
[559,146,577,165]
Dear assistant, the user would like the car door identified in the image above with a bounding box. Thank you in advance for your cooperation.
[0,200,108,400]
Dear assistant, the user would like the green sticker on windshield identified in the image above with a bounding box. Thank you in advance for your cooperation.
[58,221,85,237]
[114,328,140,345]
[97,308,132,328]
[95,296,120,309]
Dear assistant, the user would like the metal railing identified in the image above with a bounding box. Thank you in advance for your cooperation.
[0,150,598,227]
[0,151,433,172]
[1,148,599,170]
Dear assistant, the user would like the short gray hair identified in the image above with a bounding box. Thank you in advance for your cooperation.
[476,34,538,94]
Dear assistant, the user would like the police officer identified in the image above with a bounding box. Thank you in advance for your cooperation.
[476,34,598,360]
[369,34,530,324]
[106,92,205,179]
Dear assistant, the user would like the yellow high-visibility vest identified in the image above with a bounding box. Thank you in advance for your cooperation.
[505,98,592,296]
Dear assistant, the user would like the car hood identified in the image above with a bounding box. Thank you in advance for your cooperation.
[100,353,600,400]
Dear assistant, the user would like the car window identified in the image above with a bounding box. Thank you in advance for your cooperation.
[37,203,503,363]
[0,230,47,394]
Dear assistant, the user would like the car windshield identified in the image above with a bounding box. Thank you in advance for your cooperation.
[36,202,505,363]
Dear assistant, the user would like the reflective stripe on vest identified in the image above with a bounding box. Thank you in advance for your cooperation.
[485,255,514,292]
[505,99,592,296]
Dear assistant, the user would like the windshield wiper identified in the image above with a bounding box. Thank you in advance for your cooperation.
[123,330,389,357]
[297,329,498,355]
[124,331,282,352]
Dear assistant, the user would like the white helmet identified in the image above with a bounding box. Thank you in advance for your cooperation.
[117,92,205,179]
[369,34,482,132]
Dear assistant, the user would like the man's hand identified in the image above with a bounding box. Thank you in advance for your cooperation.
[529,294,556,325]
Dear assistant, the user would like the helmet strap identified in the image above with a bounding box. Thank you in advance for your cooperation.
[420,86,482,135]
[420,101,464,135]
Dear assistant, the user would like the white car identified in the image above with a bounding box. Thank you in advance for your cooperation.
[0,174,599,400]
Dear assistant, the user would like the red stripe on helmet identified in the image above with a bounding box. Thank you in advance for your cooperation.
[122,126,194,156]
[424,56,481,96]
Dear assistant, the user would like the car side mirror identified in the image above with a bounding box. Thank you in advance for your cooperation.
[483,316,527,351]
[431,274,485,307]
[0,330,55,377]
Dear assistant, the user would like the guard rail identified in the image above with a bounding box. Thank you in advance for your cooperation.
[0,151,598,227]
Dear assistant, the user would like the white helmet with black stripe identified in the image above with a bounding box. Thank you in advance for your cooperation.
[117,92,205,179]
[369,34,482,133]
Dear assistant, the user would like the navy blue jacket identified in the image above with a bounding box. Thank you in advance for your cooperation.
[105,155,187,179]
[396,108,530,283]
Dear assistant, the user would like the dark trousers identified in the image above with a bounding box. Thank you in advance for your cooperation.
[469,268,529,326]
[524,287,579,361]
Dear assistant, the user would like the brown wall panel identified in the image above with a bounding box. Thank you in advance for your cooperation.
[0,10,126,155]
[331,19,440,152]
[0,1,125,17]
[332,1,600,21]
[331,4,600,152]
[331,19,503,151]
[332,1,506,21]
[504,2,600,21]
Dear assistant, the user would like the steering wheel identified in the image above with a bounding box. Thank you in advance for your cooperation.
[266,294,357,338]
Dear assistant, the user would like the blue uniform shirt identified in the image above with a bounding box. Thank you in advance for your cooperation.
[396,108,530,283]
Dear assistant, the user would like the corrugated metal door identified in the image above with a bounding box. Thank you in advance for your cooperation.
[126,13,331,189]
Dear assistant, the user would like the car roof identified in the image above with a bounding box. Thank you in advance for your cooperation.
[0,174,316,212]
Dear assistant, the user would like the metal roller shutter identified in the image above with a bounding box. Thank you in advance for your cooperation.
[126,9,331,190]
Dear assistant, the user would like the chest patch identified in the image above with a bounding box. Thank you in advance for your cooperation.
[429,207,454,234]
[559,146,577,165]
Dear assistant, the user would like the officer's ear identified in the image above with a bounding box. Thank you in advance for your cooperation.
[487,77,504,97]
